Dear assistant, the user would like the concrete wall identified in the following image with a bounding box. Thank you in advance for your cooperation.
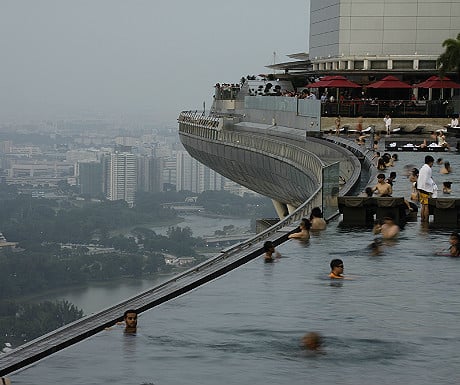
[310,0,460,59]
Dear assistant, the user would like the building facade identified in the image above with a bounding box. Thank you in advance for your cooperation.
[78,161,103,198]
[176,151,225,193]
[309,0,460,72]
[102,152,137,207]
[137,155,164,193]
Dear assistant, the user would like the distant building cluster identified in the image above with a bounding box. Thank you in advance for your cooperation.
[0,121,256,207]
[164,254,196,267]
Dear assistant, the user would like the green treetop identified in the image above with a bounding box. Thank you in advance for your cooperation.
[438,33,460,77]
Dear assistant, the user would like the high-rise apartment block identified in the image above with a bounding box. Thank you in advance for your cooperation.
[137,155,164,193]
[102,152,137,207]
[176,151,225,193]
[77,161,103,198]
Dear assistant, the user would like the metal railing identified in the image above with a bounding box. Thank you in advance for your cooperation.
[178,111,325,184]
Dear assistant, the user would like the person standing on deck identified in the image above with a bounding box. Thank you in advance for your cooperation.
[417,155,437,223]
[383,114,392,135]
[335,116,341,135]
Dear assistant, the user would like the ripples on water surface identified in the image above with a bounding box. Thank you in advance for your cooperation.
[11,150,460,385]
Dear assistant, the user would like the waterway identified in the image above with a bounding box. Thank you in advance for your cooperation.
[10,149,460,385]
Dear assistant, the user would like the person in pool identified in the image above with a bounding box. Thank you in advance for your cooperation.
[123,309,138,334]
[374,216,400,239]
[263,240,281,263]
[302,332,323,351]
[309,207,327,230]
[448,232,460,257]
[369,238,383,256]
[288,218,311,240]
[329,259,345,279]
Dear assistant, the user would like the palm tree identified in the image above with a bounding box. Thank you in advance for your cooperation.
[437,33,460,77]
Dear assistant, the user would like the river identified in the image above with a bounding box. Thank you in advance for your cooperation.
[10,149,460,385]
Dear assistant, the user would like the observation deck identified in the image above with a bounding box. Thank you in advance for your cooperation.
[179,88,376,219]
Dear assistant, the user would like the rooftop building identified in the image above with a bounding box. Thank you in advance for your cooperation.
[271,0,460,79]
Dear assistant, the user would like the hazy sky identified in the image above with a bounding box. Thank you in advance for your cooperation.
[0,0,310,124]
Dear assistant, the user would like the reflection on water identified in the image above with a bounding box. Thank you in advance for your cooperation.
[11,151,460,385]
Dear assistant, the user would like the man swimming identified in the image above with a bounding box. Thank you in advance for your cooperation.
[302,332,323,351]
[123,309,138,333]
[288,218,311,240]
[329,259,344,279]
[263,240,280,262]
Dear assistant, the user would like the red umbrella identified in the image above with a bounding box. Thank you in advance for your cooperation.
[367,75,411,89]
[414,75,460,89]
[320,75,361,88]
[305,75,335,88]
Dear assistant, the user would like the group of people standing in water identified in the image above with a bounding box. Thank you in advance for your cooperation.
[262,149,459,278]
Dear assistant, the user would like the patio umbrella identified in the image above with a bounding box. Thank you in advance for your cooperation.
[414,75,460,89]
[305,75,335,88]
[367,75,411,89]
[321,75,361,102]
[413,76,460,100]
[305,75,360,102]
[320,75,361,88]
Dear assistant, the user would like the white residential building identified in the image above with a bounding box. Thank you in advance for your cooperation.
[102,152,137,207]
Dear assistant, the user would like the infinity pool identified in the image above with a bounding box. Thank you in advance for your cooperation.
[10,150,460,385]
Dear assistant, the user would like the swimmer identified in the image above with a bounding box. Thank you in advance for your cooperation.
[302,332,322,351]
[329,259,344,279]
[373,219,384,235]
[385,171,397,187]
[443,181,452,194]
[449,232,460,257]
[124,309,138,333]
[309,207,327,230]
[288,218,311,240]
[369,238,383,256]
[440,161,452,174]
[375,216,400,239]
[373,173,392,196]
[263,240,280,263]
[360,186,374,197]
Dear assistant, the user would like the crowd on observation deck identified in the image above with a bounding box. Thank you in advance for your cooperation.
[213,75,457,118]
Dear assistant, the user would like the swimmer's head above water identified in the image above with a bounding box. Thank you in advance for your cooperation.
[123,309,138,333]
[329,259,344,279]
[302,332,322,351]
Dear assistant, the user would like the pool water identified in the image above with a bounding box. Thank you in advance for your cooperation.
[10,150,460,385]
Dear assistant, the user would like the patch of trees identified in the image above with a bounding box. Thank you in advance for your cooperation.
[0,188,275,246]
[0,224,205,299]
[0,195,176,246]
[0,229,205,300]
